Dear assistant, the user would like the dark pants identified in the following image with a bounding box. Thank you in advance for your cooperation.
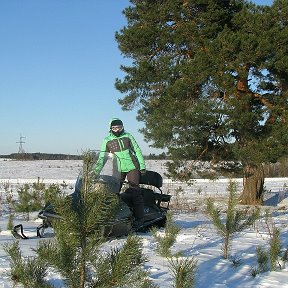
[120,169,144,220]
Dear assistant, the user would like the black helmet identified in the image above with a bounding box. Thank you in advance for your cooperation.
[110,118,123,127]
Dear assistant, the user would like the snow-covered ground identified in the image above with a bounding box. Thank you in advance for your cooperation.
[1,159,288,287]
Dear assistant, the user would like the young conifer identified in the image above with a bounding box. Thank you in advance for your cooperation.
[269,227,281,271]
[151,211,181,257]
[7,213,14,231]
[252,216,282,276]
[256,245,269,274]
[4,240,51,288]
[15,183,43,220]
[34,151,120,288]
[206,181,259,259]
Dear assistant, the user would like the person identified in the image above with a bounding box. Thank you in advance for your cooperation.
[93,118,146,228]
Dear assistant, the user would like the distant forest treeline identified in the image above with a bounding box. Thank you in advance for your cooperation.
[1,153,287,178]
[0,153,82,160]
[0,152,168,161]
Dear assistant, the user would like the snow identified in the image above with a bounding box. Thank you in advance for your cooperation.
[1,159,288,287]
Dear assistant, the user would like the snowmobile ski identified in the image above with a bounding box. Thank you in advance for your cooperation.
[11,224,28,240]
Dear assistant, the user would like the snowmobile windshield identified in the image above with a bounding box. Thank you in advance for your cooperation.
[94,151,121,180]
[87,151,121,194]
[74,151,122,195]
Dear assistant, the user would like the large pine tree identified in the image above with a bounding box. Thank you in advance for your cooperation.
[115,0,288,204]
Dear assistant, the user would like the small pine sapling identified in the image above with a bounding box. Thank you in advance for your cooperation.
[43,183,63,205]
[15,182,46,220]
[254,245,269,276]
[206,180,259,259]
[269,227,281,271]
[7,213,14,231]
[3,181,16,212]
[35,151,119,288]
[4,240,51,288]
[172,187,189,211]
[151,211,181,257]
[252,213,283,276]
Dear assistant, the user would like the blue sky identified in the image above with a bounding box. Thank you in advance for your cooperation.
[0,0,273,156]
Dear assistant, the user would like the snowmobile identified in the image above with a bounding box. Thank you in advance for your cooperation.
[12,151,171,239]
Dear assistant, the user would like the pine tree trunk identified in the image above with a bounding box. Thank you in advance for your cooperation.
[223,234,229,259]
[239,164,264,205]
[80,253,86,288]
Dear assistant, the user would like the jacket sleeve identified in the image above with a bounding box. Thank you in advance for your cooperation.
[93,138,108,175]
[129,134,146,170]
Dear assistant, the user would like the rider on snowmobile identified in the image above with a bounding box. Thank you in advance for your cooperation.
[93,118,146,228]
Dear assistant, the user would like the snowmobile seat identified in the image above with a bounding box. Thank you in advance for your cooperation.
[139,171,171,208]
[139,170,163,190]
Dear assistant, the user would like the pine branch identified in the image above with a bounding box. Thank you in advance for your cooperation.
[91,235,153,288]
[168,256,198,288]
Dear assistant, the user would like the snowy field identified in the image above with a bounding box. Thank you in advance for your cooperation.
[1,159,288,287]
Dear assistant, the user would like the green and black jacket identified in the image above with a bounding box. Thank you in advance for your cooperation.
[94,121,145,174]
